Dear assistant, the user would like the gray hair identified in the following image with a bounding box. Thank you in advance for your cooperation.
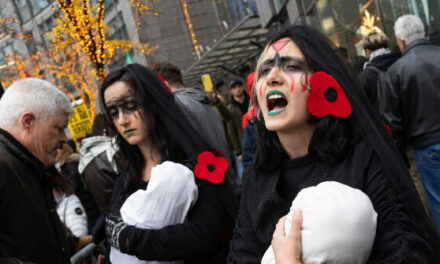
[394,14,425,44]
[0,78,73,129]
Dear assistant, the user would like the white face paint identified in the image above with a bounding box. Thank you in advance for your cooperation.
[256,39,312,133]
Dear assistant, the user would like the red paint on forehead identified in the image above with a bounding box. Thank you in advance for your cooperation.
[287,74,295,93]
[271,40,290,52]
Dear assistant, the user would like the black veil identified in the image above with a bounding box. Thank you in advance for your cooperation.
[269,25,440,256]
[99,63,238,221]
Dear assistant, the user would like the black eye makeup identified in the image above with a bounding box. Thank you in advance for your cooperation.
[106,96,140,120]
[258,56,308,79]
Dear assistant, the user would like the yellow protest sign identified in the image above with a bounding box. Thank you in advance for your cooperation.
[201,74,213,92]
[68,101,93,144]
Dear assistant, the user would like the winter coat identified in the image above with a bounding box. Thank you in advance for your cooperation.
[0,129,73,263]
[358,50,400,110]
[174,88,241,193]
[212,99,235,160]
[61,152,100,231]
[227,94,250,155]
[382,39,440,150]
[228,139,439,263]
[241,122,256,170]
[174,87,230,160]
[79,136,118,214]
[55,192,88,237]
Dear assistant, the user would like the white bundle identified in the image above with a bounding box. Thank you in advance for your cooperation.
[261,181,377,264]
[110,161,198,264]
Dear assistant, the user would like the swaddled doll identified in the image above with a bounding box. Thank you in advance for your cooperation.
[262,181,377,264]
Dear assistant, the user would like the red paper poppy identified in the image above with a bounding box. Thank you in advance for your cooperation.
[307,72,352,118]
[194,151,228,184]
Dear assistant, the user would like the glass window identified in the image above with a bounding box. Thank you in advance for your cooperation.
[308,0,440,58]
[105,0,117,13]
[90,0,117,14]
[39,16,56,47]
[108,13,128,40]
[378,0,439,45]
[314,0,383,57]
[0,43,17,58]
[15,0,32,22]
[29,0,49,16]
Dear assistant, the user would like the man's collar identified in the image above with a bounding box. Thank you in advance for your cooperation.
[0,128,46,169]
[405,39,430,54]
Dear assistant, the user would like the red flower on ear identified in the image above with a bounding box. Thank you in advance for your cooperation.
[194,151,228,184]
[307,72,352,118]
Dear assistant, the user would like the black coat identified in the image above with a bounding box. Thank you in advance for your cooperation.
[358,52,400,110]
[0,129,74,263]
[228,140,439,263]
[382,39,440,150]
[109,169,238,264]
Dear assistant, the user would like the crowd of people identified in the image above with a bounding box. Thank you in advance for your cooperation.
[0,13,439,264]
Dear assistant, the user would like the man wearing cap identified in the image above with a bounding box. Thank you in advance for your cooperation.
[227,79,250,178]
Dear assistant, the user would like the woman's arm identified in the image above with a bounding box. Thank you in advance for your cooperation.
[63,194,88,237]
[106,179,227,261]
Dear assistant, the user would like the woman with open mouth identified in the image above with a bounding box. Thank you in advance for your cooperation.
[99,64,238,263]
[228,25,440,264]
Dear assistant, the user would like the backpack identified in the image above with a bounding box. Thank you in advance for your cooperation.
[365,65,385,108]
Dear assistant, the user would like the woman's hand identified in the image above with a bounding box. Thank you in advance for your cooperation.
[272,209,303,264]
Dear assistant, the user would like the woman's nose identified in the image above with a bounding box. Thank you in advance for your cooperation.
[266,66,284,87]
[116,111,130,126]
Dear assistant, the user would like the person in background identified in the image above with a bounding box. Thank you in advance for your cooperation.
[209,85,235,162]
[79,114,119,215]
[227,79,249,179]
[56,140,100,232]
[51,165,89,237]
[151,62,230,168]
[382,14,440,229]
[358,30,400,110]
[241,72,257,171]
[0,78,91,263]
[151,62,239,192]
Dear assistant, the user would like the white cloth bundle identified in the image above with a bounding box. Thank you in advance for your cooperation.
[110,161,198,264]
[261,181,377,264]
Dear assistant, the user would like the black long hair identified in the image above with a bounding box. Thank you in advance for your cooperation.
[99,64,209,204]
[253,25,359,172]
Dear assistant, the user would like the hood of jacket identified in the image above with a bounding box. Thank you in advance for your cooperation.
[78,135,118,173]
[369,52,401,71]
[174,87,211,104]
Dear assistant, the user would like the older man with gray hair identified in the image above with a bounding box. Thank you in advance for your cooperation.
[382,14,440,229]
[0,78,78,263]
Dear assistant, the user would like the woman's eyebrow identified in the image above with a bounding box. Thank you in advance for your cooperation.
[279,56,306,64]
[261,56,306,67]
[106,95,135,106]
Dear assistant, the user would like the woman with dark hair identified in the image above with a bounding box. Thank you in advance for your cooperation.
[100,64,238,263]
[228,25,440,263]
